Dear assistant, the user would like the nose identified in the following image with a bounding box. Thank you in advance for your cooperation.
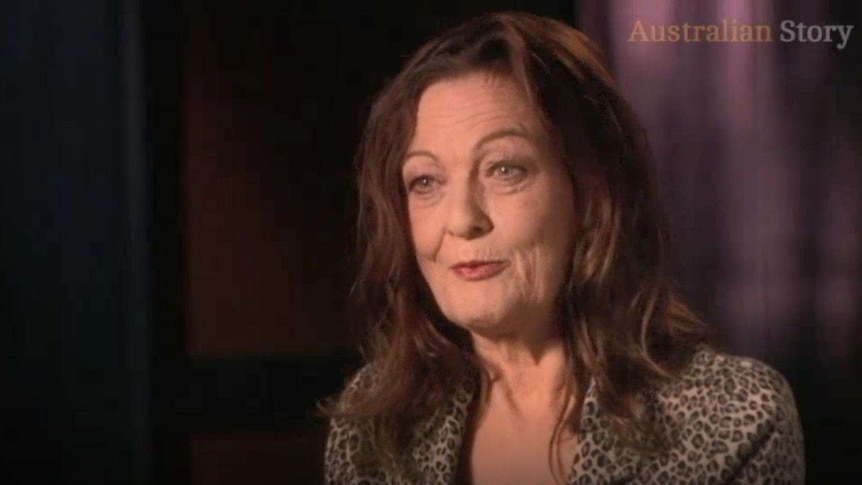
[445,178,493,239]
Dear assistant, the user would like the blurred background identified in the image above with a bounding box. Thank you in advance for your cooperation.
[1,0,859,483]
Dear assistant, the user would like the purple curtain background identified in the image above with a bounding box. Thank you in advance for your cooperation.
[580,0,861,479]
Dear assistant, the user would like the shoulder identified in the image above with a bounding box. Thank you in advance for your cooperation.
[323,363,473,484]
[337,363,381,398]
[646,347,805,483]
[665,346,798,409]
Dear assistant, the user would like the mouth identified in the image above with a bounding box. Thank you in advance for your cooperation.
[450,260,509,281]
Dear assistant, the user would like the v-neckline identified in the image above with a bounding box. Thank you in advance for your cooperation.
[442,372,642,485]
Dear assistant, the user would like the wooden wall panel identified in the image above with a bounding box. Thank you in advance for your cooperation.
[190,427,326,484]
[183,3,358,357]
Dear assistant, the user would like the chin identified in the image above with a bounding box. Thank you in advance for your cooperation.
[443,306,518,335]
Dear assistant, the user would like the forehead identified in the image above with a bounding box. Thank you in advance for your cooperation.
[409,72,542,149]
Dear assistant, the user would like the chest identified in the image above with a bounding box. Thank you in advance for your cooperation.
[458,407,579,485]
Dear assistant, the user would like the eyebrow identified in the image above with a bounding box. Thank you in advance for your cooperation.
[402,127,534,166]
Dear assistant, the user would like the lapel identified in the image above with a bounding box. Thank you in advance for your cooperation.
[417,374,644,485]
[407,372,477,485]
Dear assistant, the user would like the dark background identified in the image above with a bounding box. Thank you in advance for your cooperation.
[1,0,859,483]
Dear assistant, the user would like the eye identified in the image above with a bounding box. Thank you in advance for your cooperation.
[488,162,527,182]
[407,175,439,194]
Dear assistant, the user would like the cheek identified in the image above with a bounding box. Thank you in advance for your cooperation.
[507,226,567,300]
[501,184,575,288]
[409,206,442,261]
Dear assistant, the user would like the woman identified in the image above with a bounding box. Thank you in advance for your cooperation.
[323,11,804,485]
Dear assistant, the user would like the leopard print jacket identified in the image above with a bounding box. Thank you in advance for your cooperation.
[324,347,805,484]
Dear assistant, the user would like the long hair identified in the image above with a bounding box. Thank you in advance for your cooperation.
[322,11,707,481]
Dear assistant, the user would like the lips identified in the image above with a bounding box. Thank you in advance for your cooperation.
[450,260,509,281]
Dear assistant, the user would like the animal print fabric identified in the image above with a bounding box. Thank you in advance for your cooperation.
[324,347,805,484]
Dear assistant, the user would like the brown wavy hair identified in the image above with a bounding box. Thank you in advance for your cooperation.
[323,11,707,481]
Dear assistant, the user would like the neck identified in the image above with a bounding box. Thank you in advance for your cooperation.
[470,317,571,414]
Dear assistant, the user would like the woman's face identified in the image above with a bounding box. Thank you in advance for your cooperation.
[403,72,576,338]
